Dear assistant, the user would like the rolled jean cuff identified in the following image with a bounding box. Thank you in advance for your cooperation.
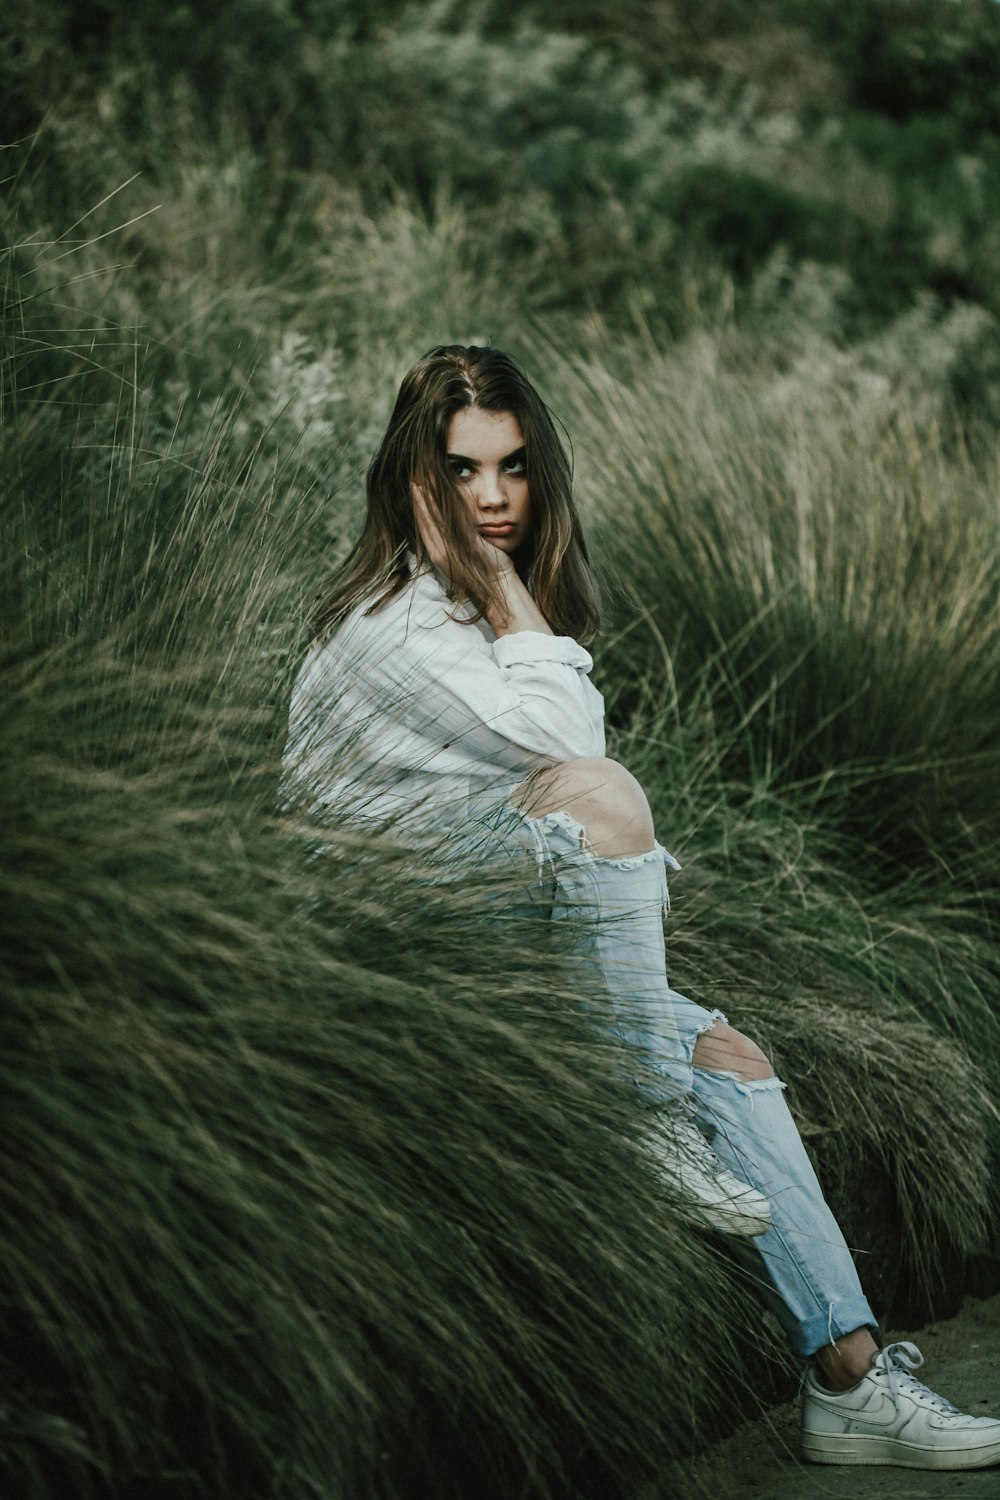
[792,1296,879,1360]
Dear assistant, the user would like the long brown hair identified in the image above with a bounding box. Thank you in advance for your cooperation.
[312,345,601,642]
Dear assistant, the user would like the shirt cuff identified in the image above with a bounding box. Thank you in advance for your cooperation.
[492,631,594,673]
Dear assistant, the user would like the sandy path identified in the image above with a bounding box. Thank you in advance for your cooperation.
[681,1294,1000,1498]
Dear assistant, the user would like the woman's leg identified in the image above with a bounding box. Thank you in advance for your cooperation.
[511,757,876,1358]
[686,1024,878,1386]
[505,757,1000,1466]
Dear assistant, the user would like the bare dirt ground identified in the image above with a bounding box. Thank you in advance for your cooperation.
[680,1294,1000,1499]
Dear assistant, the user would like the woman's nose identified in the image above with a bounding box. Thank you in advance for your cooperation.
[475,469,506,509]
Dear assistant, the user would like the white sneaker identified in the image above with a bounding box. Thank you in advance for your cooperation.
[646,1112,772,1238]
[801,1340,1000,1469]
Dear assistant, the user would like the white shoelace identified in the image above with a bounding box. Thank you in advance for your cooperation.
[874,1341,959,1416]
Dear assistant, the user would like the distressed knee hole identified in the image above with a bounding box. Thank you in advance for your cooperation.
[691,1020,775,1082]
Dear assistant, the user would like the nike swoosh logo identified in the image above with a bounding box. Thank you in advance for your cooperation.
[842,1395,898,1430]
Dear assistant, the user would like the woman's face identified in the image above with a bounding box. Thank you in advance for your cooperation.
[445,407,531,555]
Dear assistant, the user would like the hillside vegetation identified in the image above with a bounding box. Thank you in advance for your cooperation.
[2,3,999,1497]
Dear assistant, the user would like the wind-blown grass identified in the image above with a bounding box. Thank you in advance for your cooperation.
[2,128,999,1498]
[2,332,759,1496]
[552,329,1000,869]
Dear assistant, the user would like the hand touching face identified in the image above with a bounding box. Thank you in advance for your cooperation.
[444,408,530,555]
[412,406,530,576]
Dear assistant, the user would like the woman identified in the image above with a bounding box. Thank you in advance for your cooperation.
[284,344,1000,1471]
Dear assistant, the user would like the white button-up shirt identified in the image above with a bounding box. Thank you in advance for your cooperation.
[283,560,606,828]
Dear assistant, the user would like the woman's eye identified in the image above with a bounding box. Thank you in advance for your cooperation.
[449,460,473,479]
[503,457,527,476]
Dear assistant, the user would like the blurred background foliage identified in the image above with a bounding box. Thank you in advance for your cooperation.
[3,2,1000,1497]
[6,0,1000,322]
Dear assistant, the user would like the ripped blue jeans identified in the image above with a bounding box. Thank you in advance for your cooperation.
[469,795,876,1360]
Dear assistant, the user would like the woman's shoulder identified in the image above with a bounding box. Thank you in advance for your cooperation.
[308,564,490,674]
[344,565,470,640]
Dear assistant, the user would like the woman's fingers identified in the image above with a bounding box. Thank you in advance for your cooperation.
[412,481,513,581]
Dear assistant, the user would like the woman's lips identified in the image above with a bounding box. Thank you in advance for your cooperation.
[479,523,515,536]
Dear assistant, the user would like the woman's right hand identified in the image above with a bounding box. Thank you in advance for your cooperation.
[411,482,551,638]
[411,482,514,581]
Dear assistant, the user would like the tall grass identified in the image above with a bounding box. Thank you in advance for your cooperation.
[3,247,759,1496]
[549,326,1000,869]
[2,98,999,1496]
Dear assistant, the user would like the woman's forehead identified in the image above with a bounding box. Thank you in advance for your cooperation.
[446,407,524,457]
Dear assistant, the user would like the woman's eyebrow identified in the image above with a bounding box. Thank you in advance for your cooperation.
[446,447,526,465]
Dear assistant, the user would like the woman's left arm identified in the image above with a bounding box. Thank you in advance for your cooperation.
[402,584,605,765]
[482,566,553,640]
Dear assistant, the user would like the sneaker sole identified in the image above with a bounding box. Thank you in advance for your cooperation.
[803,1432,1000,1470]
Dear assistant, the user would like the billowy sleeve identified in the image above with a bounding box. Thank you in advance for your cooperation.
[286,576,605,802]
[477,628,605,761]
[366,585,604,764]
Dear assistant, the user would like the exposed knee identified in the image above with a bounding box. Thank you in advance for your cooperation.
[513,756,655,858]
[692,1021,774,1082]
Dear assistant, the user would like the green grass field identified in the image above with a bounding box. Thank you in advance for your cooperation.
[3,5,1000,1496]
